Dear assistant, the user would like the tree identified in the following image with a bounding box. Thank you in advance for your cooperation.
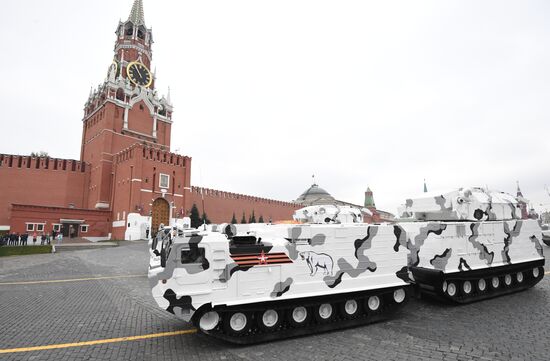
[190,204,201,228]
[240,211,247,224]
[258,215,264,223]
[231,212,237,224]
[30,151,49,157]
[249,210,256,223]
[201,212,211,225]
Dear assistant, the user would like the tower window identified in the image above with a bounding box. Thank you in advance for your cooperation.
[125,25,133,36]
[137,29,145,40]
[116,88,124,101]
[159,173,169,189]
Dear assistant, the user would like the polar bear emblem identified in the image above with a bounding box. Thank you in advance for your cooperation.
[299,251,334,276]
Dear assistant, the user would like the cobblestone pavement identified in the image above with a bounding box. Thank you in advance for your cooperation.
[1,242,549,361]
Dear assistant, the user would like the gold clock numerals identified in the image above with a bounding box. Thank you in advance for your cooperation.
[126,61,152,88]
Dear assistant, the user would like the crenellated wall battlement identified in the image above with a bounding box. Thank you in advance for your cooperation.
[191,186,298,208]
[114,143,190,167]
[0,154,87,173]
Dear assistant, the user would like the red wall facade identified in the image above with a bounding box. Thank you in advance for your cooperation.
[189,186,301,224]
[9,204,110,237]
[109,144,191,239]
[0,155,89,228]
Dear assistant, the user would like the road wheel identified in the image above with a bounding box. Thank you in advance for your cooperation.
[339,299,361,319]
[462,281,472,295]
[366,295,381,312]
[504,274,512,287]
[199,311,220,331]
[315,303,335,323]
[393,288,407,303]
[446,282,457,297]
[477,279,487,293]
[491,276,500,290]
[257,309,282,332]
[223,311,251,336]
[288,306,310,328]
[516,272,524,283]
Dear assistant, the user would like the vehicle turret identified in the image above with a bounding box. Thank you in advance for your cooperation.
[293,205,367,224]
[399,187,521,221]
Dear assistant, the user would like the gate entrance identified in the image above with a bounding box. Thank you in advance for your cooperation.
[151,198,170,237]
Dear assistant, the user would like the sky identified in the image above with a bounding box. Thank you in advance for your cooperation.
[1,0,550,215]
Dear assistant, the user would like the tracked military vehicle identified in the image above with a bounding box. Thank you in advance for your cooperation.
[148,187,545,343]
[397,187,545,303]
[148,208,411,343]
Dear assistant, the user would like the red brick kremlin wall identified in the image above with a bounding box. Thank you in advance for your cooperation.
[0,155,90,228]
[189,186,301,224]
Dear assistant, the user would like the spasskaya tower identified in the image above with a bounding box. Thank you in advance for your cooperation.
[80,0,176,213]
[0,0,299,240]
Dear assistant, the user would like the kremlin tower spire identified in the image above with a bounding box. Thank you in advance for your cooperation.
[364,187,375,208]
[128,0,146,26]
[80,0,174,210]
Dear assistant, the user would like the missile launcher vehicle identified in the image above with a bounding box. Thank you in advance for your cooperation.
[148,187,545,343]
[148,214,411,343]
[398,187,545,303]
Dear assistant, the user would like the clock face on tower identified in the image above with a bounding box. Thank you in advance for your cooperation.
[126,61,152,88]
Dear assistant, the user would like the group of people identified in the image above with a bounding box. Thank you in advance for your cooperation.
[1,231,64,246]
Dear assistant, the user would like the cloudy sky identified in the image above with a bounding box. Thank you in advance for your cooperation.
[1,0,549,215]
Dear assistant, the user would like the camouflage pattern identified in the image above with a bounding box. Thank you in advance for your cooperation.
[149,188,545,327]
[148,221,409,324]
[400,219,543,274]
[399,187,521,221]
[294,205,364,224]
[397,187,544,274]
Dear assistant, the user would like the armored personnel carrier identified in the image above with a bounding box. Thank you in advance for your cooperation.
[398,187,545,303]
[148,214,411,343]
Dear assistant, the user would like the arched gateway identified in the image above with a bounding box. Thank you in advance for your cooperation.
[151,198,170,236]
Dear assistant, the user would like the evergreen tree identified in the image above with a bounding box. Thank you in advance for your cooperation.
[190,204,201,228]
[258,215,264,223]
[249,210,256,223]
[240,211,247,224]
[231,212,237,224]
[30,151,49,157]
[201,212,211,225]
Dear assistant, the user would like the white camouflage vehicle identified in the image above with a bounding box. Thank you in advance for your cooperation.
[148,187,545,343]
[149,215,410,343]
[398,187,545,303]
